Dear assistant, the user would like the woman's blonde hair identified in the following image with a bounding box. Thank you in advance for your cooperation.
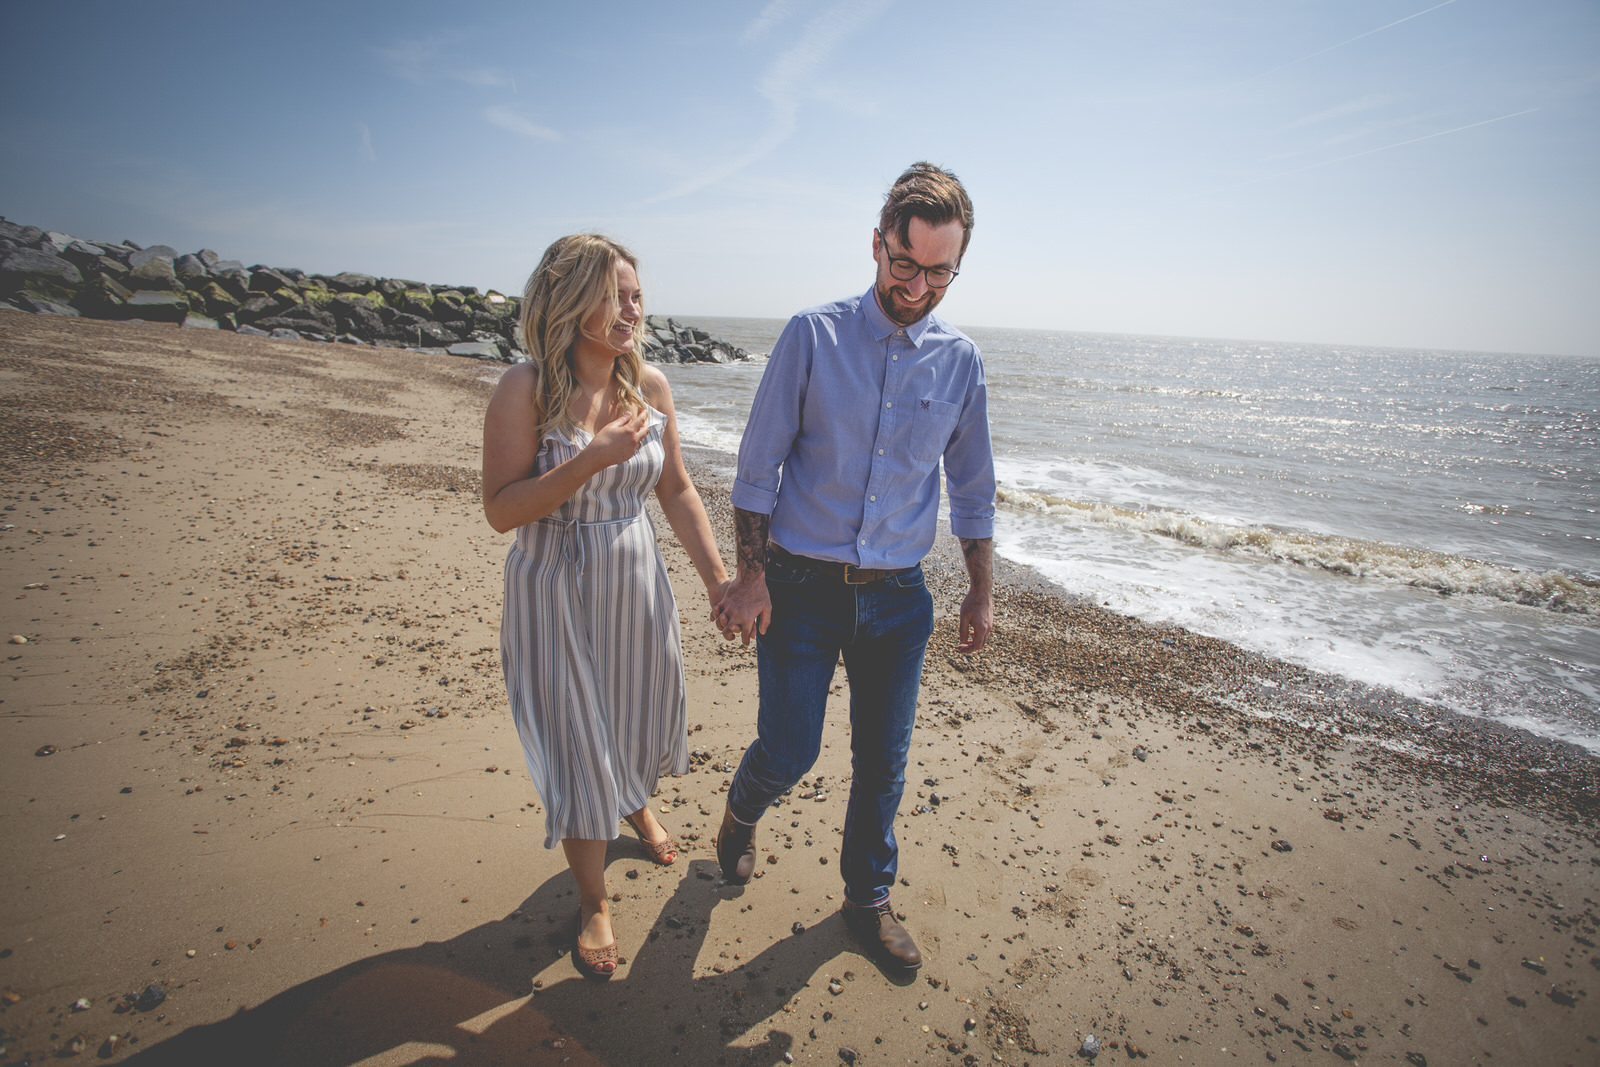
[518,233,647,440]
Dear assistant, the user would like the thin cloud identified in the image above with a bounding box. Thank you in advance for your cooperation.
[456,67,514,89]
[484,105,560,142]
[357,123,377,162]
[1274,94,1390,134]
[648,0,893,204]
[742,0,805,44]
[373,34,512,89]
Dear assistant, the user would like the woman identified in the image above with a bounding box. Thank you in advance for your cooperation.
[482,234,729,981]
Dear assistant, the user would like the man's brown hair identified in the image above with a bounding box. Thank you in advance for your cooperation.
[879,162,975,261]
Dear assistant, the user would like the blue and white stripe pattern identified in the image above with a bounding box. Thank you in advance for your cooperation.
[500,405,689,848]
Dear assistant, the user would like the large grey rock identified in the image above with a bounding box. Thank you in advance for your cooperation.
[0,220,45,245]
[213,259,245,273]
[447,341,501,359]
[248,267,295,292]
[1,249,84,299]
[181,312,219,330]
[332,300,383,336]
[127,256,179,292]
[269,327,303,341]
[16,293,80,316]
[235,323,271,337]
[192,281,241,317]
[213,269,251,301]
[40,231,79,256]
[123,290,188,323]
[196,248,220,269]
[432,292,468,322]
[72,275,134,317]
[59,241,106,271]
[328,271,377,292]
[254,313,335,335]
[128,244,179,268]
[235,294,284,322]
[174,254,209,280]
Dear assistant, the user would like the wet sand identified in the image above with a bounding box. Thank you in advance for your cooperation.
[1,310,1596,1066]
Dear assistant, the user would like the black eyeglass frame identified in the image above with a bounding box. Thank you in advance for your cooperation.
[875,229,960,289]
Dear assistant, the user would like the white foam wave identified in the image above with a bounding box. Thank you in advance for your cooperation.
[672,409,744,456]
[995,486,1600,616]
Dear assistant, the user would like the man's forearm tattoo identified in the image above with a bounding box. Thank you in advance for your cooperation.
[959,536,994,581]
[734,507,770,578]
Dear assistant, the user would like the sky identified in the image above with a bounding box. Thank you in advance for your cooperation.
[2,1,1596,356]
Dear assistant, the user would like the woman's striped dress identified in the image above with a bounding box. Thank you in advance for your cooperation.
[500,405,689,848]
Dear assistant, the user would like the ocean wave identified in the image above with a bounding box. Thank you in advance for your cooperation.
[995,486,1600,616]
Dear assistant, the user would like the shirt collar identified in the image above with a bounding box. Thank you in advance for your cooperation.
[863,287,934,346]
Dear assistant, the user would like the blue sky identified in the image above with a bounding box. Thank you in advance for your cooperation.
[2,1,1595,355]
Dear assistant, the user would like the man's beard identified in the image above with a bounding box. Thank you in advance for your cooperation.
[875,277,942,326]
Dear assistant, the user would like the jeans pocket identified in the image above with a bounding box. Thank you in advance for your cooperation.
[889,564,926,589]
[764,554,811,586]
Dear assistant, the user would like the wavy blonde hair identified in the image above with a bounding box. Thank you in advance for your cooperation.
[518,233,647,441]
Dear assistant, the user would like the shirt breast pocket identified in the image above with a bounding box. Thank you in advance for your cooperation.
[909,397,961,463]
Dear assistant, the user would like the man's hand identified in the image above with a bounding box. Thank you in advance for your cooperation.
[957,586,993,653]
[716,573,771,647]
[715,506,774,646]
[956,535,994,653]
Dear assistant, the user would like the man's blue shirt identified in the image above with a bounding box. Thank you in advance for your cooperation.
[731,288,996,569]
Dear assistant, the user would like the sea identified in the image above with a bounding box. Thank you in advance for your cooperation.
[656,317,1600,757]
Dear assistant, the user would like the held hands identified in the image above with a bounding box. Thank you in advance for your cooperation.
[584,409,649,471]
[711,573,771,647]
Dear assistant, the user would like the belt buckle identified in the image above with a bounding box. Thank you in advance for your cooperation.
[842,563,872,585]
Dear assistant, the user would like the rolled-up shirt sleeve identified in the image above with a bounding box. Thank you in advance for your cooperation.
[942,354,996,540]
[731,316,809,516]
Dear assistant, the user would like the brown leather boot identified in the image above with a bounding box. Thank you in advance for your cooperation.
[715,805,756,885]
[842,898,921,973]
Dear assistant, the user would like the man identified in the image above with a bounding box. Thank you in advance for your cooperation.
[713,162,996,974]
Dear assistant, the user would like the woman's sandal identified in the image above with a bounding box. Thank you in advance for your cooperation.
[572,917,618,982]
[624,813,679,866]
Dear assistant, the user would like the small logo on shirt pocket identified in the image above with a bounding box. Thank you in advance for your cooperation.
[910,397,961,463]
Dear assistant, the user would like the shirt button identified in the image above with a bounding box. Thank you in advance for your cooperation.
[892,354,898,361]
[877,449,884,455]
[869,495,877,502]
[885,401,892,408]
[859,539,866,546]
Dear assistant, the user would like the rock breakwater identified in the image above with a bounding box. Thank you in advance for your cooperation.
[0,217,750,365]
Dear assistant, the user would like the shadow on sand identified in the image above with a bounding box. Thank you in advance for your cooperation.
[123,857,906,1066]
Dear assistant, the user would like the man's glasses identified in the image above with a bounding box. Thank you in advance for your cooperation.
[876,230,959,289]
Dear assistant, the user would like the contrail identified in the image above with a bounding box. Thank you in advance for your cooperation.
[1157,107,1538,206]
[1237,0,1461,86]
[1291,0,1461,67]
[1288,107,1538,174]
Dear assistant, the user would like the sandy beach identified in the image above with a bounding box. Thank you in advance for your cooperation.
[2,310,1596,1066]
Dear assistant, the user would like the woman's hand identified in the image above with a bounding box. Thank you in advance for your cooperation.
[707,578,734,620]
[583,409,648,471]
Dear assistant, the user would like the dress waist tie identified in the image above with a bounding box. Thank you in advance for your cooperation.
[540,512,642,578]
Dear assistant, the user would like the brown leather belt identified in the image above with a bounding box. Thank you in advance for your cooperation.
[769,543,913,585]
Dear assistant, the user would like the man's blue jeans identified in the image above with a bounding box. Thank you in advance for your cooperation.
[726,550,934,907]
